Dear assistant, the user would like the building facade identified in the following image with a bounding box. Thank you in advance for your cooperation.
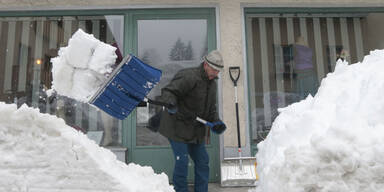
[1,0,384,182]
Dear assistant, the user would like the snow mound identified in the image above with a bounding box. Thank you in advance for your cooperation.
[0,102,174,192]
[51,29,117,102]
[256,50,384,192]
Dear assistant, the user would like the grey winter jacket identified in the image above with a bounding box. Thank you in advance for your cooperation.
[158,63,219,144]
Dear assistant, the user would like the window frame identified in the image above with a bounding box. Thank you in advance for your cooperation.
[244,7,384,156]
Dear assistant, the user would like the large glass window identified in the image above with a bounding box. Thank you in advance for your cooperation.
[246,12,384,146]
[0,15,124,147]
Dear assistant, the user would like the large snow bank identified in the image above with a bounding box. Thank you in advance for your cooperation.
[255,50,384,192]
[0,102,174,192]
[51,29,117,102]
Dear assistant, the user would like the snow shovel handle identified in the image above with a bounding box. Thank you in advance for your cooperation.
[144,98,209,126]
[229,67,242,150]
[229,66,244,170]
[143,98,174,108]
[229,66,240,86]
[195,117,207,124]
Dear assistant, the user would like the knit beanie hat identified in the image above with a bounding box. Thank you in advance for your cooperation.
[204,50,224,71]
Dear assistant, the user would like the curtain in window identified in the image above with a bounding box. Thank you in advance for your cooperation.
[247,15,365,144]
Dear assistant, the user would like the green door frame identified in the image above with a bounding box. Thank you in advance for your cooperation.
[243,7,384,156]
[123,8,220,182]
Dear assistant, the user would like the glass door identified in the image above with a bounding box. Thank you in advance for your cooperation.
[128,8,219,182]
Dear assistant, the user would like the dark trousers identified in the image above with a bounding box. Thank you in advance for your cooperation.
[169,139,209,192]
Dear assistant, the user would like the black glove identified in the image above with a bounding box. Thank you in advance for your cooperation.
[211,121,226,134]
[167,104,178,115]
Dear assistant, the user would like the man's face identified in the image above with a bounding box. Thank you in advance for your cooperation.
[204,62,220,80]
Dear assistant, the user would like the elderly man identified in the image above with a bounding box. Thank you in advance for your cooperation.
[158,50,226,192]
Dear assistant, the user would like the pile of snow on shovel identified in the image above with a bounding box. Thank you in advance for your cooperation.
[50,29,117,102]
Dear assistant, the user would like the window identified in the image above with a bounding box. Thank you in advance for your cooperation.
[0,15,124,146]
[246,11,384,147]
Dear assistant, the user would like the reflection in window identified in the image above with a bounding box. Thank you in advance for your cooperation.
[0,15,124,147]
[246,15,372,145]
[136,19,207,146]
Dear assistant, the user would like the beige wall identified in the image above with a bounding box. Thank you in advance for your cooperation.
[1,0,384,149]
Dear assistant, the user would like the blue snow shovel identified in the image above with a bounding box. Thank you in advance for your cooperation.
[89,54,162,120]
[89,54,220,134]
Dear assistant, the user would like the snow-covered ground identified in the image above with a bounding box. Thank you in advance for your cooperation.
[253,50,384,192]
[0,102,174,191]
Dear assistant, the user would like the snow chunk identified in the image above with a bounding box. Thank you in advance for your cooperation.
[51,29,117,102]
